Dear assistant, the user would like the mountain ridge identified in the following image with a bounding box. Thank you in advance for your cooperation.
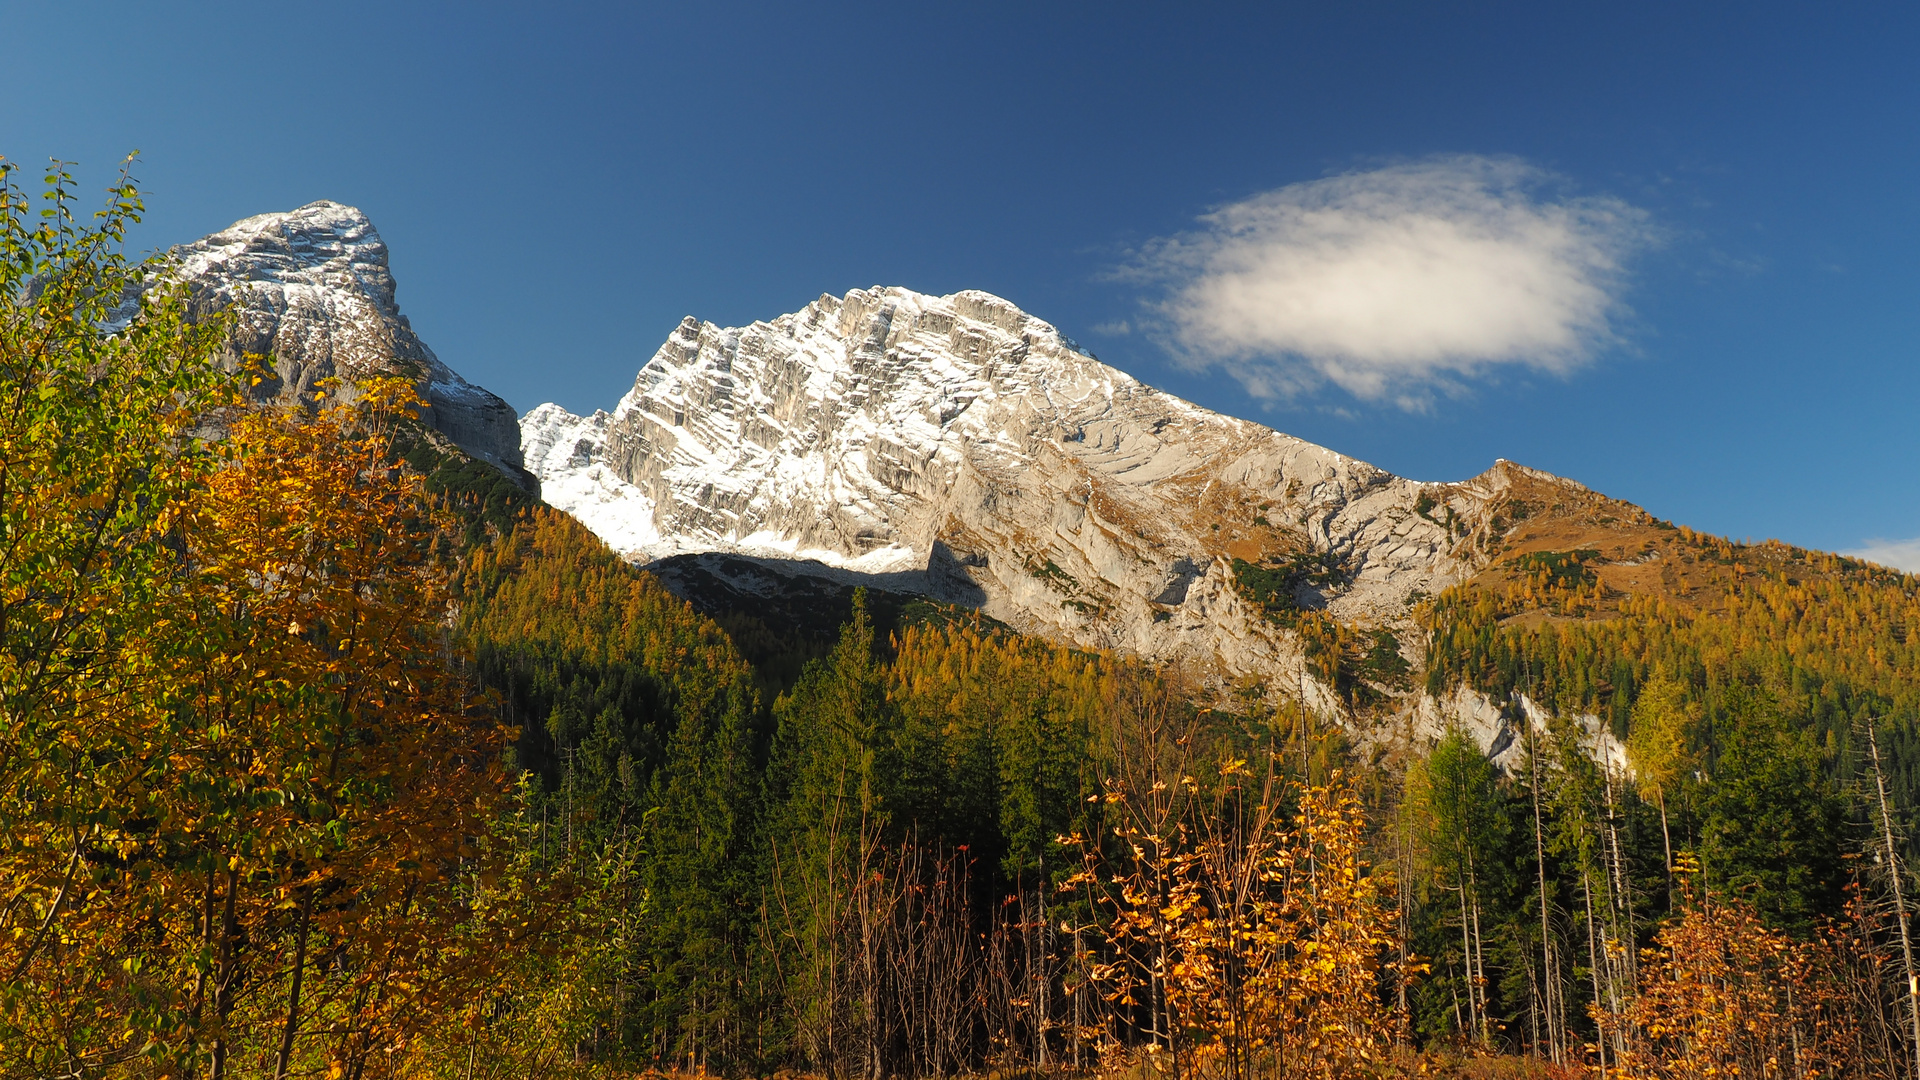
[520,285,1633,720]
[158,204,1909,776]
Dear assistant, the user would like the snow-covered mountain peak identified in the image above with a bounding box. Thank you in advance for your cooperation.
[599,284,1152,465]
[174,200,394,314]
[167,201,529,480]
[521,284,1542,694]
[611,286,1132,431]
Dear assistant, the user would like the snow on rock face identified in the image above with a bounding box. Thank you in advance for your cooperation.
[520,404,662,555]
[522,285,1535,692]
[170,201,528,480]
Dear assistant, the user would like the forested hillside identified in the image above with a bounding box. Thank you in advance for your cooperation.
[9,164,1920,1080]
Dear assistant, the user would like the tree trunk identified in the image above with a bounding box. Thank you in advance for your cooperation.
[1456,878,1480,1044]
[1528,725,1564,1063]
[1469,885,1489,1049]
[1580,871,1606,1079]
[190,862,216,1036]
[1601,769,1638,993]
[1867,722,1920,1080]
[1656,788,1674,911]
[210,867,240,1080]
[272,883,317,1080]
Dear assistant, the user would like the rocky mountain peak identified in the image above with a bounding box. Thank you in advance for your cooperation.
[521,285,1604,710]
[168,200,529,482]
[177,200,395,313]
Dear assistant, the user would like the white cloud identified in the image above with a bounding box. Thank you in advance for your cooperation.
[1844,537,1920,574]
[1131,155,1653,408]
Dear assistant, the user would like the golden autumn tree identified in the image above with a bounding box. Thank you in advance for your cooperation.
[1607,857,1858,1080]
[160,377,531,1079]
[0,157,544,1077]
[1087,743,1406,1080]
[0,155,235,1075]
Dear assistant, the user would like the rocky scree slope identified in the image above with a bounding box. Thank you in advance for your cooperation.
[163,201,530,483]
[522,286,1625,714]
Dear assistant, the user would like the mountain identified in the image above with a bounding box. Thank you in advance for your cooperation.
[150,195,1828,761]
[520,286,1668,725]
[166,200,531,484]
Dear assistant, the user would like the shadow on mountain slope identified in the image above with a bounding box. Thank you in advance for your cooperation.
[643,541,1001,697]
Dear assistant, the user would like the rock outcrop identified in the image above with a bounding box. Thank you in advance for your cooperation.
[522,286,1586,701]
[170,201,530,483]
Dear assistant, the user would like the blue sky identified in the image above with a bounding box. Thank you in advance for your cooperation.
[6,2,1918,564]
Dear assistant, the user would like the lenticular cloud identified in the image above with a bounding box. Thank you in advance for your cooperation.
[1135,156,1651,408]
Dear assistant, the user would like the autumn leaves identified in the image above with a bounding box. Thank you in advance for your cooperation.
[12,157,1920,1080]
[1086,762,1404,1080]
[0,161,525,1077]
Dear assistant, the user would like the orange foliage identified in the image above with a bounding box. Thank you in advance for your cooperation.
[1,378,533,1076]
[1090,764,1407,1080]
[1606,864,1857,1080]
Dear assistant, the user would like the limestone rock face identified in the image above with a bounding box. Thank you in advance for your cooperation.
[170,201,529,482]
[522,286,1577,700]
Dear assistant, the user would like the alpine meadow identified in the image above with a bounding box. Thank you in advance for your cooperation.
[8,153,1920,1080]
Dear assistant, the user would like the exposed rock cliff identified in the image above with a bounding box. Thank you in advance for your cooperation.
[522,286,1594,705]
[169,201,530,483]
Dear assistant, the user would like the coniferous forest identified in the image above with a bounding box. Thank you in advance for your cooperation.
[13,169,1920,1080]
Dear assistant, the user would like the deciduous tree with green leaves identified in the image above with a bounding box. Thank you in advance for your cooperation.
[0,153,234,1073]
[0,158,547,1078]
